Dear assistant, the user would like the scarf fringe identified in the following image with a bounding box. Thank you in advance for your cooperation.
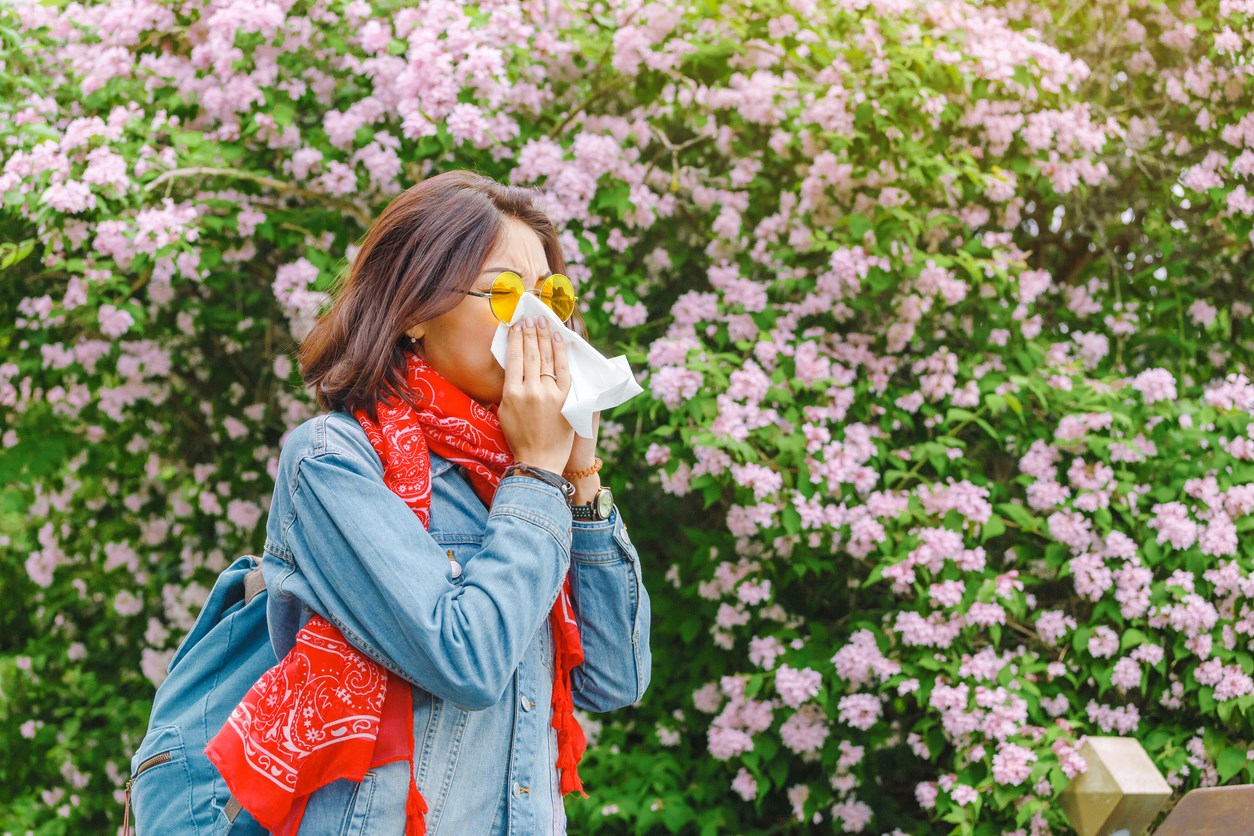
[405,769,428,836]
[550,602,589,799]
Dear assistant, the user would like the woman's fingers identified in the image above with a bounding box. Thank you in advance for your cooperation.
[536,318,555,383]
[498,316,576,474]
[505,321,524,389]
[522,317,540,381]
[553,327,571,392]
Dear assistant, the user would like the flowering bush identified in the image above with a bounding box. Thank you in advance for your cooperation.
[1,0,1252,832]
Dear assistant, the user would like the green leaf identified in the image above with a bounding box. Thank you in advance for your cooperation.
[780,505,801,535]
[0,238,36,270]
[1217,747,1246,782]
[996,502,1036,529]
[980,514,1005,542]
[847,213,873,239]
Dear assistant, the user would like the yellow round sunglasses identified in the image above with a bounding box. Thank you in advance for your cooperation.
[465,270,577,324]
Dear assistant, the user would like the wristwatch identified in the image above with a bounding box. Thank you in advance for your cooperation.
[502,462,576,502]
[571,486,614,521]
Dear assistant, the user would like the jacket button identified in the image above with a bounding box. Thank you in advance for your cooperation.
[513,782,529,797]
[520,694,535,712]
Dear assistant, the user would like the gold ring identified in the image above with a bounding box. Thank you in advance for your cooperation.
[540,372,558,382]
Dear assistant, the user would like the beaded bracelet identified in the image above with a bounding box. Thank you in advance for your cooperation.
[563,456,603,480]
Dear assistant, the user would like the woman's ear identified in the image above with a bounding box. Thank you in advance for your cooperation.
[406,325,425,343]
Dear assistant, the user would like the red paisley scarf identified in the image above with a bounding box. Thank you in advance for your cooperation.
[207,351,587,834]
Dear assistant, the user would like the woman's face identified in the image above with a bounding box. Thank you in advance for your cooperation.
[408,217,552,406]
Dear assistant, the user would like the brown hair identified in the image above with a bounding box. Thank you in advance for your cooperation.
[298,170,586,424]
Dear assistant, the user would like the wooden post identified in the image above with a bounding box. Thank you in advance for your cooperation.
[1058,737,1173,836]
[1153,785,1254,834]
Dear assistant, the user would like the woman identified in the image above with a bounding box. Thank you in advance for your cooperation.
[207,170,652,835]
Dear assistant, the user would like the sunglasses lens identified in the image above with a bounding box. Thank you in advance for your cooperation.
[542,274,576,322]
[490,271,525,322]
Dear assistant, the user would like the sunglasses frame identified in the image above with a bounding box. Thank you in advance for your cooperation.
[464,270,577,324]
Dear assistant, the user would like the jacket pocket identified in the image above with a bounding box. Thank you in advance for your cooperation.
[127,726,193,832]
[300,761,409,835]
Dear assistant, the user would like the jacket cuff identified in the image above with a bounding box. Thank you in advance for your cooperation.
[490,474,573,550]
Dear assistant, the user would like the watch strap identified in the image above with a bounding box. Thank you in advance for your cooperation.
[571,487,612,521]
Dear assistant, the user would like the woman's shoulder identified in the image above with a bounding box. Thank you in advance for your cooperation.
[277,410,374,463]
[279,410,455,477]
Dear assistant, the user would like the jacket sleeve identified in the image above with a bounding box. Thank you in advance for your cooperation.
[567,506,653,712]
[281,448,573,712]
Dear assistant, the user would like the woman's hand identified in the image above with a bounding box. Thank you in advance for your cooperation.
[498,316,574,476]
[565,412,599,474]
[564,412,602,505]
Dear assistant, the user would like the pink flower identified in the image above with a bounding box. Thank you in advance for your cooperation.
[837,694,882,730]
[966,602,1007,626]
[1085,700,1140,733]
[831,629,900,686]
[731,768,757,801]
[1166,593,1219,637]
[775,664,822,708]
[737,579,772,605]
[749,635,785,670]
[82,147,129,189]
[649,367,703,409]
[692,682,723,714]
[1111,657,1142,690]
[227,499,262,531]
[1041,695,1069,716]
[730,463,783,501]
[98,304,135,338]
[1188,300,1217,328]
[42,180,96,213]
[1053,740,1088,778]
[929,579,966,607]
[707,724,753,760]
[1215,668,1254,701]
[141,647,175,688]
[991,742,1037,785]
[779,704,829,754]
[1148,502,1198,550]
[1035,610,1077,645]
[951,784,978,806]
[1087,625,1118,658]
[1198,514,1238,557]
[830,798,873,831]
[1131,368,1177,404]
[726,363,771,403]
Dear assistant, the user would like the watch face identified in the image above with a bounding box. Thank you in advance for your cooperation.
[595,488,614,519]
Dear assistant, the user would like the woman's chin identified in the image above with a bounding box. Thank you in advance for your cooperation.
[472,387,504,408]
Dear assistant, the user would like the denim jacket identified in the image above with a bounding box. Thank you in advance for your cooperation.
[257,410,652,834]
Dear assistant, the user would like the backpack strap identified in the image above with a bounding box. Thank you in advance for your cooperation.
[243,560,266,605]
[228,559,264,827]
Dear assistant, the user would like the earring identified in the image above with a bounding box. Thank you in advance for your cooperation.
[409,336,417,343]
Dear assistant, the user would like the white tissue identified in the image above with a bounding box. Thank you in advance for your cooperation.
[489,292,644,438]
